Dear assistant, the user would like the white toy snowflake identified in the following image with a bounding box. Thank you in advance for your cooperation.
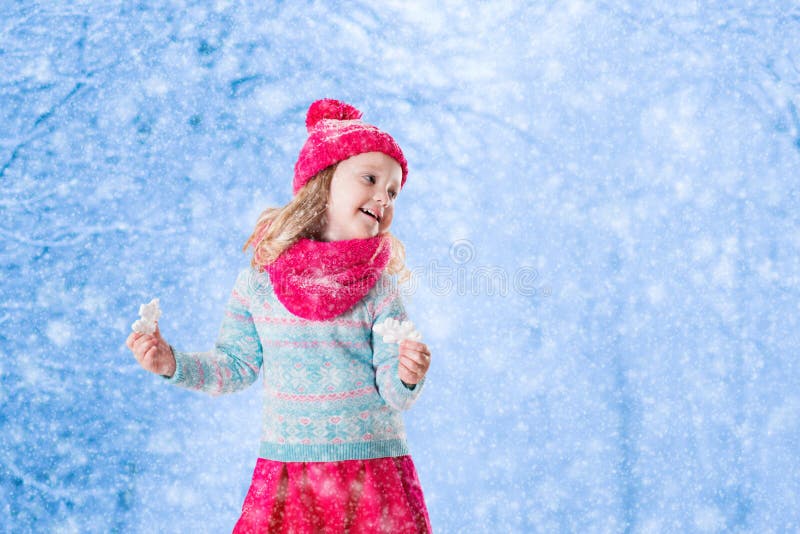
[373,318,422,344]
[131,298,162,334]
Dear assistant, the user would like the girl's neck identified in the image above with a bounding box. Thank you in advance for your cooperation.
[310,229,383,244]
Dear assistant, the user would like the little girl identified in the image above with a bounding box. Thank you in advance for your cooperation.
[126,98,433,533]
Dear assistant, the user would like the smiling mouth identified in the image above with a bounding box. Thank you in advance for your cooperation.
[359,208,380,222]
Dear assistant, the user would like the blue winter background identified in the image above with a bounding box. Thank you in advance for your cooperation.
[2,1,799,532]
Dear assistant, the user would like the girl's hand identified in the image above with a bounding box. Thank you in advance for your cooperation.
[126,322,176,378]
[398,340,431,385]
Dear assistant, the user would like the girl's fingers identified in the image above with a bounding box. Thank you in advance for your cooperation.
[406,359,428,373]
[405,354,429,372]
[401,340,430,355]
[401,340,427,352]
[135,335,156,352]
[400,355,427,374]
[400,345,431,368]
[399,359,420,378]
[127,332,144,348]
[140,341,156,359]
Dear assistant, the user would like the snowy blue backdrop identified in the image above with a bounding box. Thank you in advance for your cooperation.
[2,1,799,532]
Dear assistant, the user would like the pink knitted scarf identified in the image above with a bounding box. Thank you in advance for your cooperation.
[265,234,392,320]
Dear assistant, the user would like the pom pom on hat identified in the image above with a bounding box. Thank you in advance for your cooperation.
[293,98,408,195]
[305,98,363,132]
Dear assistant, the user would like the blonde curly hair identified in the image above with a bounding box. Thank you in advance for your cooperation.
[242,163,412,285]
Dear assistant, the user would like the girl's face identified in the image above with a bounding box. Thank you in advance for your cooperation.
[320,151,402,242]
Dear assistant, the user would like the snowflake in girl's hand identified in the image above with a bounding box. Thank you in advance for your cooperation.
[373,318,422,344]
[131,298,162,334]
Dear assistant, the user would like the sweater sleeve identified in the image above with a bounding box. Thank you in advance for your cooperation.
[162,268,263,397]
[371,280,427,411]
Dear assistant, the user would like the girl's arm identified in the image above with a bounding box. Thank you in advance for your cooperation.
[163,268,263,396]
[372,283,427,411]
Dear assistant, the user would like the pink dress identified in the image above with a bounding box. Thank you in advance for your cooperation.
[232,455,432,533]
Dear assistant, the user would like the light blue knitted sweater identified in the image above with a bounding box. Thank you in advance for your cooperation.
[163,266,427,462]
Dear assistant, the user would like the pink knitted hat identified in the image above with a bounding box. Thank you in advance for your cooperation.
[292,99,408,195]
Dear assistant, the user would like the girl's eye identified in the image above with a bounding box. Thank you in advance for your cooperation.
[364,175,396,199]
